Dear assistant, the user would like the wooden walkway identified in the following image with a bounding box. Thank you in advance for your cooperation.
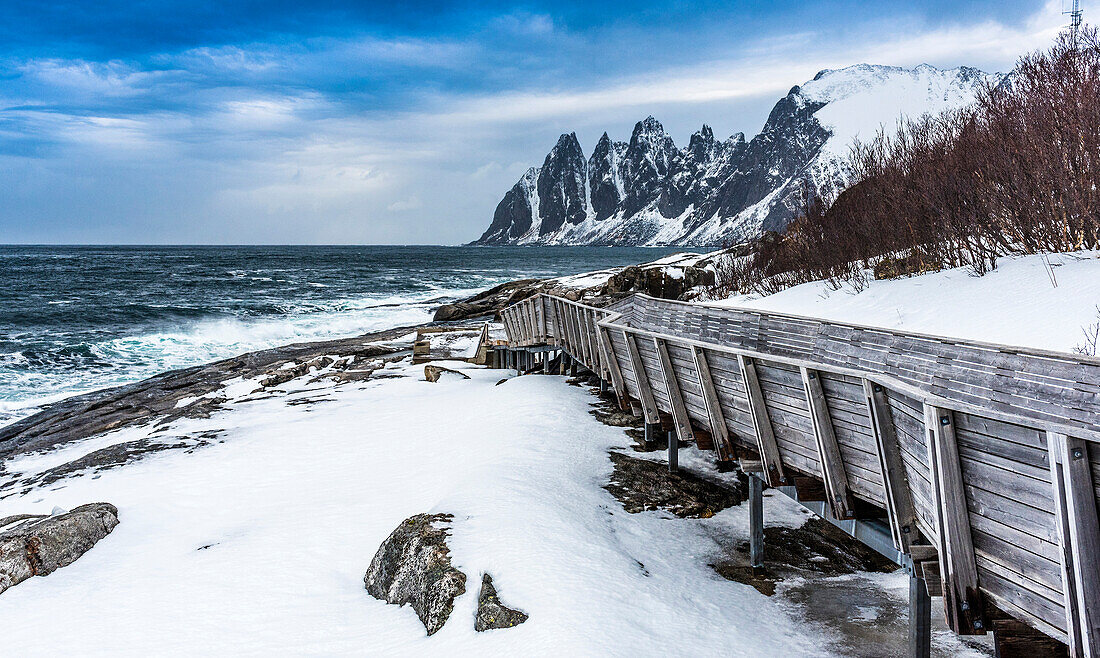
[501,292,1100,656]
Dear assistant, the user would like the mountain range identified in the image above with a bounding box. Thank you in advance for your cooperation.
[473,63,999,247]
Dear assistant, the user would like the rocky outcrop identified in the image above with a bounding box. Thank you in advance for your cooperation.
[474,64,998,246]
[0,326,416,465]
[604,451,743,518]
[433,250,729,323]
[474,573,528,632]
[0,503,120,595]
[432,279,540,322]
[364,513,467,636]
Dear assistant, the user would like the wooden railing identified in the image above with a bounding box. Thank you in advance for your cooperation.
[500,292,1100,654]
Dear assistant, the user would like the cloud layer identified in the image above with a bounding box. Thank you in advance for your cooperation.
[0,1,1070,244]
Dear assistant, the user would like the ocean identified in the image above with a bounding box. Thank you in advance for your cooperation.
[0,245,685,426]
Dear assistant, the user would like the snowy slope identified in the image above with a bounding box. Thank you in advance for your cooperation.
[0,349,989,656]
[475,64,999,247]
[714,251,1100,354]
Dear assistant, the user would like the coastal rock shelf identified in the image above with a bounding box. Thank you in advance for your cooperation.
[500,291,1100,657]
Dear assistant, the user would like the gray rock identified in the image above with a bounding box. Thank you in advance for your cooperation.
[0,502,119,595]
[475,573,528,632]
[364,513,467,636]
[423,365,471,382]
[0,325,421,466]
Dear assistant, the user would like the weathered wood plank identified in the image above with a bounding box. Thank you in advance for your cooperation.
[654,338,695,446]
[925,404,985,635]
[864,378,919,553]
[692,345,735,462]
[624,332,659,425]
[802,367,855,519]
[598,326,629,410]
[1048,431,1100,657]
[738,354,785,486]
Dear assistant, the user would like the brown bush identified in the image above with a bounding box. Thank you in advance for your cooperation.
[714,27,1100,294]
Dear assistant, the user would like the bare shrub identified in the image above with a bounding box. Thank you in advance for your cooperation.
[711,27,1100,296]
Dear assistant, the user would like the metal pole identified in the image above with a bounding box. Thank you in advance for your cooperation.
[909,574,931,658]
[749,475,764,573]
[644,422,661,450]
[668,430,678,472]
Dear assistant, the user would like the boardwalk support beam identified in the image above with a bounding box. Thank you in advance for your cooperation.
[692,345,736,463]
[909,574,931,658]
[864,379,919,553]
[1048,431,1100,658]
[749,474,764,572]
[924,405,984,635]
[801,367,855,520]
[738,354,785,487]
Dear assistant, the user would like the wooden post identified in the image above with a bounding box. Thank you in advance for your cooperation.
[537,295,547,341]
[924,404,984,635]
[864,379,919,553]
[749,474,764,572]
[653,338,694,446]
[910,574,932,658]
[801,367,855,520]
[1048,431,1100,657]
[668,430,679,473]
[691,345,736,462]
[737,354,785,487]
[624,332,660,426]
[598,327,629,411]
[992,616,1071,657]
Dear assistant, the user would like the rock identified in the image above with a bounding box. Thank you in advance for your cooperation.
[604,451,743,517]
[0,325,418,464]
[0,502,119,595]
[423,365,471,382]
[364,513,467,636]
[432,279,540,322]
[475,573,529,632]
[1,432,224,497]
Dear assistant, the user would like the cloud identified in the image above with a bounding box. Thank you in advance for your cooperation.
[387,196,423,211]
[0,1,1077,244]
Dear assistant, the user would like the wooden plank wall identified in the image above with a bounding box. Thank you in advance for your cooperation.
[499,293,1100,649]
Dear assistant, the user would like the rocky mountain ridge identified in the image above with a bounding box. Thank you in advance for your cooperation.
[474,63,999,247]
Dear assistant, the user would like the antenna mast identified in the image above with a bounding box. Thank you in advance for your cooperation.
[1065,0,1083,43]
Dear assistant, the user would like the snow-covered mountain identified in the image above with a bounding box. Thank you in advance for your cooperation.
[474,64,999,246]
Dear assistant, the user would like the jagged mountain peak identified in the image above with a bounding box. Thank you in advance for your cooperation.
[474,63,995,246]
[547,132,583,158]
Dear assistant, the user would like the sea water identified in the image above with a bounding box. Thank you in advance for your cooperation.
[0,245,684,425]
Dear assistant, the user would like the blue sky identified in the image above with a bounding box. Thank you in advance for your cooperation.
[0,1,1069,244]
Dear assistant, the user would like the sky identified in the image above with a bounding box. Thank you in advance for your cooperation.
[0,1,1073,245]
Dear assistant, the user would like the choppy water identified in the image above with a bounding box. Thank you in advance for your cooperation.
[0,245,684,426]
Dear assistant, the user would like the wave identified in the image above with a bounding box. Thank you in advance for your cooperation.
[0,286,482,427]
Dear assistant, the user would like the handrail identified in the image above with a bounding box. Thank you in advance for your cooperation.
[498,291,1100,651]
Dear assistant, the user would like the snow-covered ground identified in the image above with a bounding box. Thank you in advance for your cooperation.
[716,251,1100,353]
[0,355,828,655]
[0,349,989,656]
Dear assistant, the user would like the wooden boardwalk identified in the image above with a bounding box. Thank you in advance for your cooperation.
[501,292,1100,656]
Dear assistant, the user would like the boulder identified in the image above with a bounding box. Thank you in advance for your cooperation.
[0,503,120,595]
[364,513,467,636]
[475,573,529,631]
[423,365,471,382]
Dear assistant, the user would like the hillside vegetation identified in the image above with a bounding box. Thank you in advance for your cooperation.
[716,28,1100,295]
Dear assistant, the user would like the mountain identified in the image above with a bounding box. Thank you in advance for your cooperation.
[473,63,999,246]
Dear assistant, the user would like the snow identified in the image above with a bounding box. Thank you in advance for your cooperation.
[0,357,834,656]
[714,251,1100,353]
